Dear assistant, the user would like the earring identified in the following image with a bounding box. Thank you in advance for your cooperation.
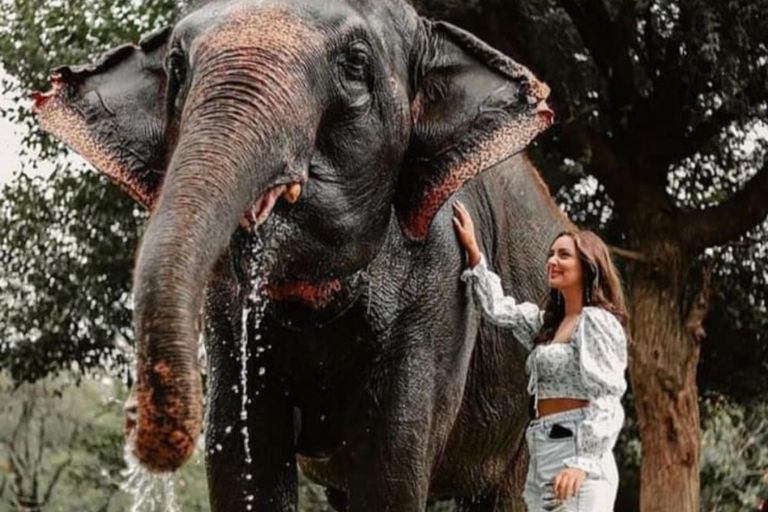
[586,285,591,305]
[554,291,561,307]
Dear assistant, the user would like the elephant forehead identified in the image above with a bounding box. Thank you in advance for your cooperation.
[192,7,322,63]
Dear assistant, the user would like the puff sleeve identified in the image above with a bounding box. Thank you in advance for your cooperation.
[461,254,543,350]
[563,306,628,478]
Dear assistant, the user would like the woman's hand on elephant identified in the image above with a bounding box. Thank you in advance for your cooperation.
[553,467,587,501]
[452,201,482,267]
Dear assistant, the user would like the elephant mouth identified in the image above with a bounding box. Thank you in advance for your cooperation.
[237,174,349,310]
[239,179,306,230]
[265,279,343,309]
[265,270,368,329]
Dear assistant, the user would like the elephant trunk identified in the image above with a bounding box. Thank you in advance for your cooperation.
[130,31,320,472]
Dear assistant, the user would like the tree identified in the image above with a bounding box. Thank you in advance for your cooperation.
[410,2,768,511]
[0,379,77,512]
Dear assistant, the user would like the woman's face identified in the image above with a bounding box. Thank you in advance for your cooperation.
[547,235,583,292]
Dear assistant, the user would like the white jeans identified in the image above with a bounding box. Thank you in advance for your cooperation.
[523,408,618,512]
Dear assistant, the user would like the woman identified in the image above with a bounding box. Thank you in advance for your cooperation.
[452,200,628,512]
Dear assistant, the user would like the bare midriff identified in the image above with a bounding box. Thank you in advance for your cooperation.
[537,398,590,417]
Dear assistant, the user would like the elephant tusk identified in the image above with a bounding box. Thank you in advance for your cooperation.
[239,181,303,230]
[284,182,302,204]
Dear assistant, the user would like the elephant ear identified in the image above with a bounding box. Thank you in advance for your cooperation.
[33,27,173,209]
[396,21,552,241]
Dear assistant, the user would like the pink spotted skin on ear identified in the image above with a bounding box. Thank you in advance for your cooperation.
[33,74,157,208]
[401,105,553,241]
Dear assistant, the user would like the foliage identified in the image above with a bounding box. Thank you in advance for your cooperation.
[0,166,143,383]
[699,394,768,512]
[698,224,768,401]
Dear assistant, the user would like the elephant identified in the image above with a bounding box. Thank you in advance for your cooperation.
[33,0,570,510]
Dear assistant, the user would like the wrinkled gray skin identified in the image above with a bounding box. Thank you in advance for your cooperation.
[34,0,569,510]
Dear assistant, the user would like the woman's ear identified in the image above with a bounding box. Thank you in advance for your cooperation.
[396,20,552,241]
[34,27,173,209]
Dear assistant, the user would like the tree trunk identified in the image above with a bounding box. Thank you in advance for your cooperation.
[626,241,701,512]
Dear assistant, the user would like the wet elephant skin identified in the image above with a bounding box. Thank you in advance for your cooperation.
[34,0,567,510]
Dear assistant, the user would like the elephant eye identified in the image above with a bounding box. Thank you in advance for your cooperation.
[340,43,370,83]
[166,47,187,114]
[167,48,187,85]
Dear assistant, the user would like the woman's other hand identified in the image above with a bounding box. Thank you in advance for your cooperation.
[452,201,482,267]
[553,467,587,501]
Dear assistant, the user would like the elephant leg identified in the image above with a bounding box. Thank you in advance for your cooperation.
[343,349,437,512]
[203,269,297,512]
[470,432,528,512]
[204,361,297,512]
[344,421,432,512]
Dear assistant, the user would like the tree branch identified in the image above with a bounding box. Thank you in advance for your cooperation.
[4,446,28,484]
[681,160,768,253]
[558,0,639,106]
[558,0,616,78]
[609,245,648,262]
[40,422,79,507]
[41,456,72,507]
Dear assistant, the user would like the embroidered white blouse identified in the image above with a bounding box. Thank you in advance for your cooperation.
[461,255,628,478]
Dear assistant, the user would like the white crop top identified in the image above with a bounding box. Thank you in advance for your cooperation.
[461,255,628,478]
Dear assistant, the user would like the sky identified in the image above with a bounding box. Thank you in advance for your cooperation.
[0,82,34,185]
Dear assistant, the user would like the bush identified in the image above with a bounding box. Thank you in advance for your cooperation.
[700,394,768,512]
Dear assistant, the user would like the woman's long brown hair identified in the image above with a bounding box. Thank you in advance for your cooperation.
[532,229,628,346]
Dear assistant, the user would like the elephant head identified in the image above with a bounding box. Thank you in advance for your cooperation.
[34,0,552,472]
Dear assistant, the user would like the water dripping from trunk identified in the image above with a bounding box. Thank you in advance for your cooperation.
[121,444,180,512]
[238,218,292,470]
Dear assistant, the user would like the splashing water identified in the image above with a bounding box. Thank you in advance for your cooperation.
[240,234,264,465]
[238,219,291,467]
[120,219,294,511]
[121,443,180,512]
